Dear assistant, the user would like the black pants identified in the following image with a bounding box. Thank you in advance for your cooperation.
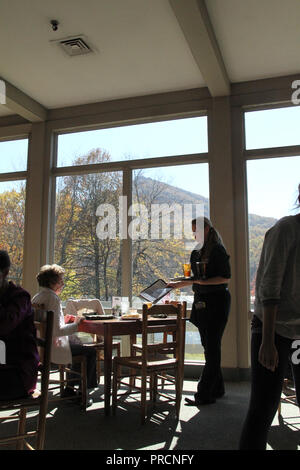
[0,367,28,400]
[239,329,300,450]
[193,290,231,402]
[69,343,98,390]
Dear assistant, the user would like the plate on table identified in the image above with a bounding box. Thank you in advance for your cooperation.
[169,276,194,281]
[121,313,141,320]
[84,314,114,320]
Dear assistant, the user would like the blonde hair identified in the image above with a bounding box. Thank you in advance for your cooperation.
[36,264,65,288]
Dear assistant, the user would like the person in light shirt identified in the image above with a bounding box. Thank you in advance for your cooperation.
[33,264,97,403]
[239,184,300,449]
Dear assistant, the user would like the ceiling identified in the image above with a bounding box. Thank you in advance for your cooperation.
[0,0,300,120]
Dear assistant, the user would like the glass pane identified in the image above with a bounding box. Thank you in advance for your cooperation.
[54,166,122,306]
[0,139,28,173]
[245,107,300,150]
[132,163,209,361]
[57,116,208,167]
[0,180,26,283]
[247,156,300,309]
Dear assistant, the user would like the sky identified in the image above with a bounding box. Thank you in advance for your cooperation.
[0,108,300,220]
[56,116,210,199]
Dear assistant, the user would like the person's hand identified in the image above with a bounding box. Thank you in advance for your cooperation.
[167,280,191,289]
[258,341,279,371]
[74,315,84,325]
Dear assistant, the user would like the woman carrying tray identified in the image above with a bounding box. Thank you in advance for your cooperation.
[168,216,231,405]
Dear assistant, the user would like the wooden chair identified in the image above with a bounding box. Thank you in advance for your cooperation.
[0,310,54,450]
[49,357,88,409]
[112,302,186,424]
[278,378,297,416]
[65,299,121,383]
[32,303,88,410]
[130,301,185,390]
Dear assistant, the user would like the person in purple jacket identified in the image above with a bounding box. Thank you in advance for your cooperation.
[0,250,39,400]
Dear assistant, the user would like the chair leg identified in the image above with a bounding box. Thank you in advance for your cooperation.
[80,357,87,409]
[175,369,181,420]
[112,360,119,415]
[96,343,121,384]
[153,373,158,403]
[16,407,27,450]
[36,399,48,450]
[59,365,65,395]
[141,373,147,424]
[96,350,102,383]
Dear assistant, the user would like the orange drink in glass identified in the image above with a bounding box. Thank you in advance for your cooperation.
[182,263,191,278]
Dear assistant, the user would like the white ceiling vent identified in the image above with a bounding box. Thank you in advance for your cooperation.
[59,37,94,57]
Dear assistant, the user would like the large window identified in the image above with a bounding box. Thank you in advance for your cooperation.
[0,138,28,283]
[53,115,209,361]
[56,116,208,167]
[131,163,209,361]
[54,169,122,303]
[132,163,209,301]
[245,106,300,150]
[245,106,300,309]
[0,138,28,173]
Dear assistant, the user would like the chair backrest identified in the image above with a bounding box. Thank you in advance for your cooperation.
[32,303,47,360]
[64,299,104,315]
[32,306,54,395]
[141,302,186,366]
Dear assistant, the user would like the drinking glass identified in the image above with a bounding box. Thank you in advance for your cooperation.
[182,263,191,278]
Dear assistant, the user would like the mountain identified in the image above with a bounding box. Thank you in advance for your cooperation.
[133,175,209,216]
[134,175,277,288]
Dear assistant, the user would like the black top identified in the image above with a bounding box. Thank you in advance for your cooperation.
[0,282,39,394]
[190,243,231,295]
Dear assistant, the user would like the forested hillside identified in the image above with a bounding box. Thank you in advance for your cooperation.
[0,149,277,300]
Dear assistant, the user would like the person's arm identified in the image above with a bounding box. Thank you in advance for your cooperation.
[258,304,279,371]
[193,276,230,286]
[256,220,293,370]
[45,294,79,337]
[167,276,230,289]
[168,245,230,289]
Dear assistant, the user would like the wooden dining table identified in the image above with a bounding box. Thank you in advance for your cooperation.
[75,315,183,415]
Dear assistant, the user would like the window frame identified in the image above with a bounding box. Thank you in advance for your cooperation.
[50,114,209,302]
[0,133,30,283]
[244,104,300,314]
[48,112,209,362]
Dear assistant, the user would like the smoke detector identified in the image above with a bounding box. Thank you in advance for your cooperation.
[57,37,94,57]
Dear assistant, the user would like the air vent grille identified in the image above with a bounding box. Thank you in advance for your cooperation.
[59,37,93,57]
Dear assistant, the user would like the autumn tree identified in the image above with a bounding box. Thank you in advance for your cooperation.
[0,184,25,283]
[54,149,122,300]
